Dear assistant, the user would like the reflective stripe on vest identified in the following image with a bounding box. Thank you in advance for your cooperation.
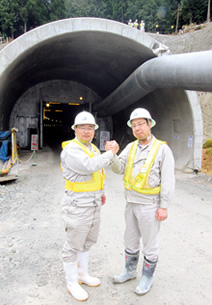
[123,139,165,195]
[61,139,106,192]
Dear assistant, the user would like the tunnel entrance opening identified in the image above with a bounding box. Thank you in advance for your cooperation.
[2,18,208,170]
[42,101,88,149]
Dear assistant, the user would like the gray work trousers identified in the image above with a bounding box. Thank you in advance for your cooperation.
[124,201,161,262]
[61,205,101,262]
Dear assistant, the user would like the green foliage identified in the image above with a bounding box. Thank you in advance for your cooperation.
[203,139,212,148]
[206,147,212,155]
[48,0,66,21]
[0,0,66,37]
[110,0,128,22]
[64,0,110,19]
[126,0,180,33]
[0,0,211,38]
[0,0,17,37]
[180,0,209,25]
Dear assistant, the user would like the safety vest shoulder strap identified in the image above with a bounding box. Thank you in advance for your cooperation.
[140,139,165,174]
[61,139,71,150]
[61,139,99,157]
[61,139,105,192]
[72,139,95,157]
[124,138,166,195]
[123,139,138,183]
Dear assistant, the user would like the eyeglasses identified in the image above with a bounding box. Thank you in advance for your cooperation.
[131,121,147,129]
[77,126,95,131]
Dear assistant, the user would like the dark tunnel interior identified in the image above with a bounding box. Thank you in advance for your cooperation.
[43,103,87,148]
[0,18,205,169]
[42,102,134,151]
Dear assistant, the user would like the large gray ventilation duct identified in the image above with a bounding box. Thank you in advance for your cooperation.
[0,18,211,171]
[94,51,212,115]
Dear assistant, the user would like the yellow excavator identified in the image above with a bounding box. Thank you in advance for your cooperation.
[0,128,18,182]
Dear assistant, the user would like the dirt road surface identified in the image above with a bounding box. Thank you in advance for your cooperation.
[0,146,212,305]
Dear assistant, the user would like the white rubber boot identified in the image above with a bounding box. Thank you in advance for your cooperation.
[113,250,139,284]
[135,257,157,295]
[77,251,101,287]
[63,261,88,301]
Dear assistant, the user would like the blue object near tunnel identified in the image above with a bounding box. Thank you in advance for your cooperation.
[0,130,11,162]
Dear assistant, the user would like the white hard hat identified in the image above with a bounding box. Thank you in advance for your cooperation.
[127,108,156,128]
[71,111,99,130]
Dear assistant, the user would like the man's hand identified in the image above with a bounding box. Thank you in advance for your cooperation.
[156,208,168,221]
[105,140,119,155]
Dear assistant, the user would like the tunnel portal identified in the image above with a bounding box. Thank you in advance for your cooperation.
[0,18,207,170]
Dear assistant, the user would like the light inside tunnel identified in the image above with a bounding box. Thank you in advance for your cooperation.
[1,18,207,170]
[43,102,90,146]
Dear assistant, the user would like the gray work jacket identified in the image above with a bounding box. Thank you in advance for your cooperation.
[111,136,175,208]
[61,137,114,207]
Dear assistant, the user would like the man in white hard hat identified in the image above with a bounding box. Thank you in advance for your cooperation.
[105,108,175,296]
[60,111,119,301]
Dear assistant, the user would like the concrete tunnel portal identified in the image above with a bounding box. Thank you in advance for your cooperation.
[0,18,211,171]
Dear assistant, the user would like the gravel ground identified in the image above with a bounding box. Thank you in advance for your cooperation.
[0,146,212,305]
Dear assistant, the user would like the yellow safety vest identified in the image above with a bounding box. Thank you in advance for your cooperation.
[61,139,106,192]
[123,139,165,195]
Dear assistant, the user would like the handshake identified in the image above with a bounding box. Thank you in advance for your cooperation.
[105,140,119,155]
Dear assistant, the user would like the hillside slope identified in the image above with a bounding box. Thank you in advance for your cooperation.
[148,22,212,54]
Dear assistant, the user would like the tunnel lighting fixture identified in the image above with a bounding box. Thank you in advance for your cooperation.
[45,109,51,112]
[68,103,80,106]
[46,103,50,107]
[55,110,63,112]
[79,97,83,100]
[49,102,61,105]
[44,116,62,123]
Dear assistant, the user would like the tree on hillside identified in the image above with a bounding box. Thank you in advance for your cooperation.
[207,0,211,22]
[0,0,66,37]
[64,0,109,18]
[0,0,211,38]
[110,0,128,23]
[0,0,17,38]
[48,0,66,21]
[17,0,66,32]
[180,0,209,25]
[126,0,173,32]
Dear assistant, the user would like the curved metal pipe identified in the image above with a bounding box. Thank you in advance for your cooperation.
[94,50,212,116]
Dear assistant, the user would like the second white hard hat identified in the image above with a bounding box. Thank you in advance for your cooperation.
[71,111,99,130]
[127,108,156,128]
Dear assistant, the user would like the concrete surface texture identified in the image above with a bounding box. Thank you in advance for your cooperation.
[0,147,212,305]
[149,22,212,145]
[198,92,212,144]
[0,17,165,126]
[1,21,211,146]
[148,23,212,54]
[0,18,212,171]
